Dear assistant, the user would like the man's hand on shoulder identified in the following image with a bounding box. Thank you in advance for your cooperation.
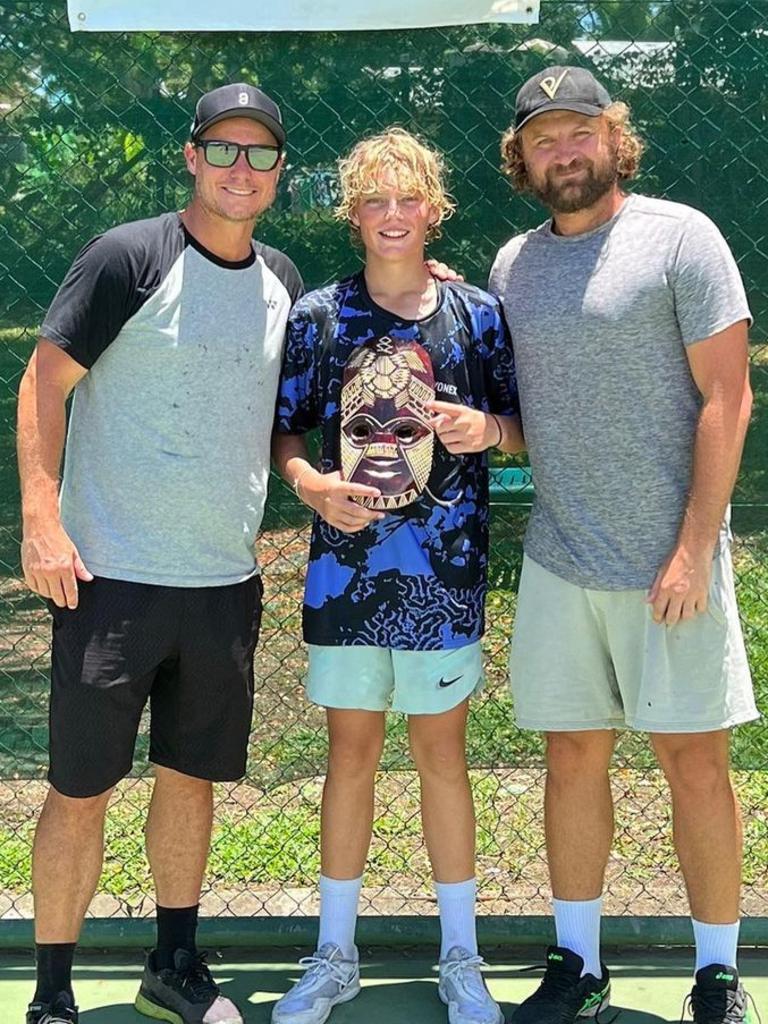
[21,518,93,609]
[647,542,713,626]
[424,258,464,283]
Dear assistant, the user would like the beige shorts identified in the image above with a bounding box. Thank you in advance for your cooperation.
[509,552,758,733]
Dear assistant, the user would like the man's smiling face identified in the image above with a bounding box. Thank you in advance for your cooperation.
[185,116,283,224]
[521,109,620,214]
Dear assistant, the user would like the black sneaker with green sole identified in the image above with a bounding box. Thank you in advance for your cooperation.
[684,964,761,1024]
[134,949,243,1024]
[511,946,611,1023]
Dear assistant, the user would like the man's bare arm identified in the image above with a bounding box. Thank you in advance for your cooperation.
[648,320,752,625]
[17,339,92,608]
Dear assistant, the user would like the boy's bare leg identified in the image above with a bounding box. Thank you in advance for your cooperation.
[408,699,474,883]
[321,708,385,878]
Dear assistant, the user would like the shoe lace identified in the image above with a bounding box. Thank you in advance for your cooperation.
[40,1011,77,1024]
[441,954,490,997]
[680,988,763,1024]
[297,952,353,988]
[517,963,619,1024]
[176,951,218,1002]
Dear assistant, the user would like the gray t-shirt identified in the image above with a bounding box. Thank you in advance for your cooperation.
[489,194,751,590]
[42,213,303,586]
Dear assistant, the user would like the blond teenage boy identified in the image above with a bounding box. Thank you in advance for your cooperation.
[271,128,523,1024]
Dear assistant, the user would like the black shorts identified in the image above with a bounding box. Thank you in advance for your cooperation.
[47,574,263,798]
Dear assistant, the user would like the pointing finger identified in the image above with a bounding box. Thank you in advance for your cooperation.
[428,400,463,417]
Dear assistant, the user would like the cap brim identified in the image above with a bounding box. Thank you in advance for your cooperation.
[192,109,285,147]
[516,101,606,131]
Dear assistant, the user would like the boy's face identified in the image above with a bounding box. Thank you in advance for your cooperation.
[349,167,437,259]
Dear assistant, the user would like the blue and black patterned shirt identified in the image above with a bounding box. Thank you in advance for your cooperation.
[276,271,517,650]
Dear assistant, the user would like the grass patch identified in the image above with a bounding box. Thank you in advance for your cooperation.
[0,769,765,917]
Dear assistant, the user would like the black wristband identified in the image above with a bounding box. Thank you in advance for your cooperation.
[488,413,503,450]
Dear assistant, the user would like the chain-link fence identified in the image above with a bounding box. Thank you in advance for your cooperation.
[0,0,766,934]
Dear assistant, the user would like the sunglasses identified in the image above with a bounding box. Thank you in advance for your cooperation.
[195,140,282,172]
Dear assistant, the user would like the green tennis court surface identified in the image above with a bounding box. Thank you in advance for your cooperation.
[2,949,766,1021]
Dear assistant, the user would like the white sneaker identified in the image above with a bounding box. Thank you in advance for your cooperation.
[271,943,361,1024]
[438,947,504,1024]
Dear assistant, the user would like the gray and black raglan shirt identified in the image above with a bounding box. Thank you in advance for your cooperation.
[42,213,303,586]
[490,194,751,590]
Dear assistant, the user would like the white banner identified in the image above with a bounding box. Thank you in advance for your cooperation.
[68,0,540,32]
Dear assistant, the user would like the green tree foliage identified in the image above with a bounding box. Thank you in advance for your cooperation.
[0,1,766,330]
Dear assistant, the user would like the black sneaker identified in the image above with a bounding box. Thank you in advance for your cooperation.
[511,946,611,1022]
[684,964,761,1023]
[25,991,79,1023]
[134,949,243,1024]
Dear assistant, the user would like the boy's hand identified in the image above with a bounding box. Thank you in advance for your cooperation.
[430,401,497,454]
[299,470,385,532]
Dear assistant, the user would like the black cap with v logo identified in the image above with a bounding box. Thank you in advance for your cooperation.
[514,66,612,130]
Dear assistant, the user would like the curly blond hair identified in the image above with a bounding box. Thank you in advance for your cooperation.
[335,127,456,241]
[500,102,645,192]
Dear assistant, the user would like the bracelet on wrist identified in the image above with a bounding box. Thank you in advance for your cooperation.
[488,413,503,450]
[293,466,315,501]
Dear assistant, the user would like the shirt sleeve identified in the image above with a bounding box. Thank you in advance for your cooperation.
[275,306,319,434]
[672,211,752,346]
[40,231,138,369]
[479,298,519,417]
[488,249,504,297]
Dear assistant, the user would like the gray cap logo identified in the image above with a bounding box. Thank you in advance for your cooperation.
[238,91,249,105]
[539,69,569,100]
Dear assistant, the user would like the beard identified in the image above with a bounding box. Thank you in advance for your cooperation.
[529,152,619,214]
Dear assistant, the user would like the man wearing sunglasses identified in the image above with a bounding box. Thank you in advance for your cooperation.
[17,84,302,1024]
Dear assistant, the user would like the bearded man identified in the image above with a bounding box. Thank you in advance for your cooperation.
[490,66,759,1024]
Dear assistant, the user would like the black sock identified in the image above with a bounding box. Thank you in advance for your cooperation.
[33,943,76,1004]
[155,905,199,970]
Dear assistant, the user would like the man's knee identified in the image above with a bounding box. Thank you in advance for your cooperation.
[41,783,113,825]
[153,764,214,792]
[545,730,615,780]
[652,733,733,798]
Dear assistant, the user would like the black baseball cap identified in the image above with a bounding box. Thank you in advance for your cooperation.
[190,83,285,147]
[515,66,612,131]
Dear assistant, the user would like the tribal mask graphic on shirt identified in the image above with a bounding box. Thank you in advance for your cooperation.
[341,336,435,510]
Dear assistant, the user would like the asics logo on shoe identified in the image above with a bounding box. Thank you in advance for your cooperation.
[715,971,735,982]
[438,675,462,688]
[547,952,564,962]
[580,989,606,1011]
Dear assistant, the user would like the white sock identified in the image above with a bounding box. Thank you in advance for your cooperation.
[692,918,740,974]
[552,896,603,979]
[317,875,362,960]
[435,878,478,960]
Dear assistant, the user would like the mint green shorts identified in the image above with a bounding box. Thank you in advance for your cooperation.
[306,641,484,715]
[509,553,758,733]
